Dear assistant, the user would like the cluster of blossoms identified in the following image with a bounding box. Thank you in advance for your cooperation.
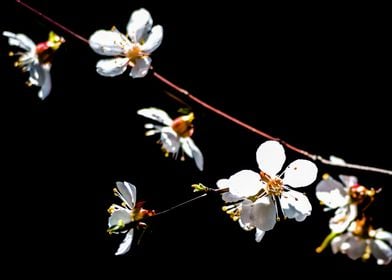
[316,174,392,265]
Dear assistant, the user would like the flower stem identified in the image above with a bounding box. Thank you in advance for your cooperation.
[154,193,207,216]
[15,0,392,176]
[315,231,339,253]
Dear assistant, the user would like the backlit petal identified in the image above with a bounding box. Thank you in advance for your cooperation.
[96,57,129,77]
[127,8,153,43]
[316,175,349,209]
[140,25,163,54]
[89,30,131,56]
[283,159,317,188]
[256,141,285,176]
[115,229,134,256]
[130,57,151,78]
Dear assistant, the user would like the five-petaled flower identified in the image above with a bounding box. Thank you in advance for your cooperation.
[3,31,64,99]
[137,107,204,171]
[89,8,163,78]
[107,181,155,255]
[217,140,317,242]
[329,217,392,265]
[316,174,377,233]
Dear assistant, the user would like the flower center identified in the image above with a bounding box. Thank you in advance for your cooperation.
[171,113,195,138]
[126,45,143,62]
[259,171,284,197]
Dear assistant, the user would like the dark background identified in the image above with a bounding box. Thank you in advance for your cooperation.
[1,0,391,274]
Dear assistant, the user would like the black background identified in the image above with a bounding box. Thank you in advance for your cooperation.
[1,0,391,274]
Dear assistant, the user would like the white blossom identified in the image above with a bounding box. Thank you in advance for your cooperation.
[137,107,204,171]
[89,8,163,78]
[217,140,317,242]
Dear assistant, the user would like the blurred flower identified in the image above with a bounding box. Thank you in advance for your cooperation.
[217,140,317,242]
[137,107,204,171]
[108,181,155,255]
[329,217,392,265]
[3,31,64,99]
[316,174,377,233]
[89,8,163,78]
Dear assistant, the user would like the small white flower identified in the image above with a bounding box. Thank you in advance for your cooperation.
[3,31,64,100]
[108,181,155,255]
[137,107,204,171]
[330,218,392,265]
[89,8,163,78]
[316,174,376,233]
[217,140,317,242]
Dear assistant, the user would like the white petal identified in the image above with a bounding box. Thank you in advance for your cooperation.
[130,57,151,78]
[180,137,193,158]
[256,141,285,176]
[37,64,52,100]
[255,229,266,242]
[217,179,242,202]
[280,190,312,222]
[96,58,129,77]
[224,170,264,198]
[329,204,357,233]
[343,236,366,260]
[3,31,36,51]
[108,209,132,227]
[315,175,349,209]
[127,8,153,43]
[241,196,277,231]
[89,30,131,56]
[329,155,346,165]
[116,181,137,208]
[283,159,318,188]
[160,127,180,153]
[137,108,173,126]
[115,229,134,255]
[140,25,163,54]
[370,240,392,265]
[339,175,358,188]
[184,138,204,171]
[331,234,347,254]
[375,230,392,246]
[239,216,255,231]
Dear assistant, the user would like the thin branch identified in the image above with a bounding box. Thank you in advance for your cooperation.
[16,0,89,44]
[15,0,392,176]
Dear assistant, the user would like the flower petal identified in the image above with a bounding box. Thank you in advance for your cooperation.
[115,229,134,256]
[331,234,348,254]
[339,175,358,188]
[3,31,36,52]
[370,239,392,265]
[160,127,180,153]
[343,236,366,260]
[116,181,137,208]
[217,179,242,202]
[137,107,173,126]
[241,196,277,231]
[89,30,131,56]
[224,170,263,198]
[183,137,204,171]
[316,175,349,209]
[130,57,151,78]
[255,229,266,242]
[375,230,392,246]
[108,209,132,227]
[127,8,153,43]
[140,25,163,54]
[256,141,285,176]
[329,204,357,233]
[37,64,52,100]
[283,159,318,188]
[96,57,129,77]
[280,190,312,222]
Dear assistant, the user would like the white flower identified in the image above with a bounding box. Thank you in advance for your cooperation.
[331,218,392,265]
[316,174,376,233]
[108,181,154,255]
[137,107,204,171]
[89,8,163,78]
[3,31,64,100]
[217,140,317,242]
